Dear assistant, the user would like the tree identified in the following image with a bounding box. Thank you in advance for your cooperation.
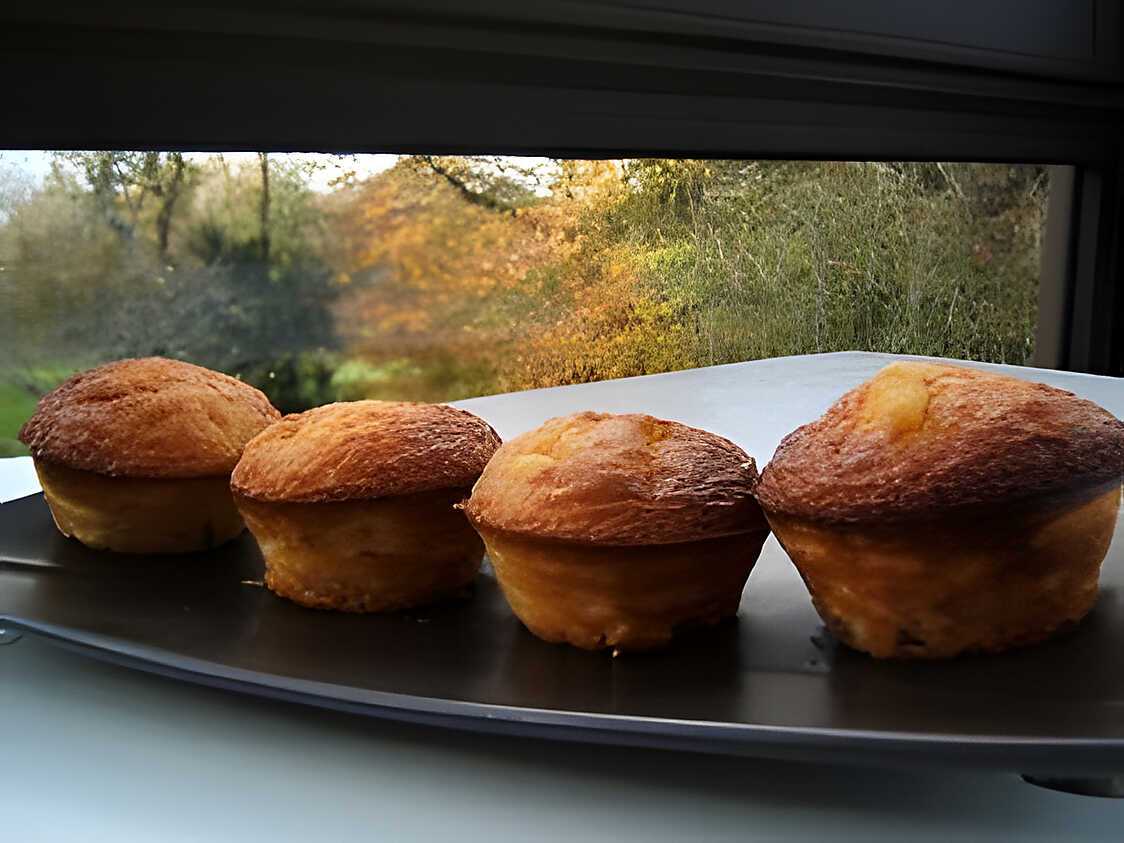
[58,151,192,259]
[0,166,137,371]
[153,153,187,259]
[164,154,341,410]
[410,155,546,214]
[326,157,574,400]
[503,158,1046,384]
[0,157,36,222]
[258,152,271,261]
[1,150,1048,426]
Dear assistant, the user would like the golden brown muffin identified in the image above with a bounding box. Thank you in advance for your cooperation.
[231,400,501,612]
[19,357,280,554]
[463,411,770,652]
[756,360,1124,659]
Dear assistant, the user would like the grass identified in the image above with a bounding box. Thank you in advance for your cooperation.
[0,364,79,457]
[0,381,35,457]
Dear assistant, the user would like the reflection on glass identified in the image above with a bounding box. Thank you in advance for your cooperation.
[0,152,1047,456]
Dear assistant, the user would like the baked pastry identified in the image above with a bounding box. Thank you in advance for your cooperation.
[756,361,1124,659]
[231,400,500,612]
[19,357,280,553]
[463,411,769,652]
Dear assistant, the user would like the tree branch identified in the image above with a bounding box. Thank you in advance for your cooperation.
[936,162,966,202]
[418,156,517,216]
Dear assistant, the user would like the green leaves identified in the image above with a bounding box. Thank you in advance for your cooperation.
[0,152,1045,427]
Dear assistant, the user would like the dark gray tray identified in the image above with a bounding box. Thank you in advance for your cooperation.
[2,353,1123,781]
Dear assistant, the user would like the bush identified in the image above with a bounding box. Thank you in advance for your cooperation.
[499,160,1044,389]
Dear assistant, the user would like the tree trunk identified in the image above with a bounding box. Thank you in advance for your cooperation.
[259,152,271,262]
[155,153,186,261]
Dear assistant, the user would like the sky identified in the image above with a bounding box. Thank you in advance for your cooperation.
[0,150,561,196]
[0,150,400,193]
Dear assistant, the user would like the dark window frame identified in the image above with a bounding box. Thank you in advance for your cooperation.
[2,2,1121,373]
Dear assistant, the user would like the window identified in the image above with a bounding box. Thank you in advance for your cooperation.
[0,151,1050,456]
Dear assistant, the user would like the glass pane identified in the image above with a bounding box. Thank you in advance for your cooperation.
[0,152,1048,456]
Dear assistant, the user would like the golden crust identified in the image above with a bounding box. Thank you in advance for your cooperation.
[463,411,765,546]
[231,400,501,503]
[756,361,1124,524]
[19,357,280,479]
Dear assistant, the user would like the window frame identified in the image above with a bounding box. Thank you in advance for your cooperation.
[2,3,1120,373]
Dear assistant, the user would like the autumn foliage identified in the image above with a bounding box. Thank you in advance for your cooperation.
[326,158,1045,401]
[0,152,1045,454]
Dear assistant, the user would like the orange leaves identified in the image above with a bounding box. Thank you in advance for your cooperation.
[330,162,529,360]
[325,156,690,398]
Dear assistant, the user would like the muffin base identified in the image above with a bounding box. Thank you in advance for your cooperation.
[235,489,483,612]
[475,527,770,651]
[34,460,244,554]
[766,485,1122,659]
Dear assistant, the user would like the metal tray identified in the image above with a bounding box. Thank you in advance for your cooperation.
[3,353,1123,780]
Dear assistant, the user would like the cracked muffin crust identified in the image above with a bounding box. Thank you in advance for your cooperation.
[756,360,1124,523]
[464,411,770,652]
[232,400,501,612]
[20,357,279,479]
[464,410,766,545]
[19,357,279,553]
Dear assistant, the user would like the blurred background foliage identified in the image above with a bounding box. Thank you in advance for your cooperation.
[0,153,1046,456]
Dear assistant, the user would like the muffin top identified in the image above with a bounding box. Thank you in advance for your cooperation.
[756,361,1124,524]
[463,411,764,546]
[231,400,501,503]
[19,357,280,479]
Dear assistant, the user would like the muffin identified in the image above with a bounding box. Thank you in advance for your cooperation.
[231,400,501,612]
[463,411,770,652]
[18,357,280,554]
[756,361,1124,659]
